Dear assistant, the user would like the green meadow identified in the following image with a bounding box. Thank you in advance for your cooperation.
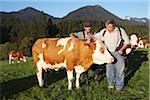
[0,48,149,100]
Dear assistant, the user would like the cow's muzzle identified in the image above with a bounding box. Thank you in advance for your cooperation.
[107,57,114,64]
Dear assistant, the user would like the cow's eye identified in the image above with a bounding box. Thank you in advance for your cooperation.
[100,47,105,53]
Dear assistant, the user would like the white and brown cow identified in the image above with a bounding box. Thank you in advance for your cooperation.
[9,50,26,64]
[129,34,149,49]
[32,36,114,90]
[124,34,149,55]
[130,34,138,48]
[125,34,141,55]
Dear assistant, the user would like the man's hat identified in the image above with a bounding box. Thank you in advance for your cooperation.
[83,21,91,27]
[105,19,116,26]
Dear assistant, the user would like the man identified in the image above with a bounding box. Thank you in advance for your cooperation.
[95,19,130,91]
[70,21,101,84]
[70,21,95,42]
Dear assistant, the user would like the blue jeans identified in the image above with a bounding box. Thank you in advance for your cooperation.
[106,51,125,89]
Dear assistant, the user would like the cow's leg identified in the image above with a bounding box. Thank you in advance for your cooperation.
[17,60,20,63]
[9,54,12,64]
[76,72,80,89]
[67,70,73,90]
[83,71,89,84]
[36,63,44,87]
[23,56,26,62]
[12,58,15,64]
[75,66,85,89]
[12,60,14,64]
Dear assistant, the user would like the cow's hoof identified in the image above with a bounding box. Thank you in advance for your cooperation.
[76,87,80,89]
[38,84,43,87]
[39,84,44,88]
[68,88,72,91]
[38,85,43,88]
[39,84,47,88]
[43,84,48,88]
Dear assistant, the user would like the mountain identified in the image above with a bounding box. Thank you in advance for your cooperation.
[0,5,149,45]
[131,17,149,24]
[0,7,58,22]
[0,5,148,25]
[124,16,149,24]
[60,5,146,26]
[62,5,122,22]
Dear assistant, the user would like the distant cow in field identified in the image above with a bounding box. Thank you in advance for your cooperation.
[9,50,26,64]
[32,36,114,90]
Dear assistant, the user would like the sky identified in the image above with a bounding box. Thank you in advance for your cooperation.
[0,0,149,19]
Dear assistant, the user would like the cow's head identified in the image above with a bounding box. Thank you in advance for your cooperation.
[85,39,114,64]
[130,34,138,47]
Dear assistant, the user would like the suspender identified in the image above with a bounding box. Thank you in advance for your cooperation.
[102,27,124,51]
[83,31,86,39]
[103,27,122,39]
[102,30,106,37]
[83,31,95,40]
[118,27,122,39]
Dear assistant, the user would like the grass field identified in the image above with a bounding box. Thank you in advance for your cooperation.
[0,48,149,100]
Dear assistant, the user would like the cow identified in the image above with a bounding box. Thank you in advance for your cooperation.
[32,36,114,90]
[130,34,138,48]
[129,34,149,49]
[9,50,26,64]
[124,34,141,55]
[124,34,150,58]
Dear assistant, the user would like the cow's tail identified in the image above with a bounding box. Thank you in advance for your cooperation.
[32,52,39,64]
[32,47,39,66]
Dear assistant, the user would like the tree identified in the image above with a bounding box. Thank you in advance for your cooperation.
[45,18,59,38]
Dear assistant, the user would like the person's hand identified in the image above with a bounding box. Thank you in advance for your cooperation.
[85,39,91,44]
[118,50,123,55]
[69,33,74,37]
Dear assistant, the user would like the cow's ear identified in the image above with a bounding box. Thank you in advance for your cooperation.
[70,34,78,39]
[89,42,96,50]
[84,40,96,50]
[84,39,91,45]
[84,38,96,44]
[72,37,78,44]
